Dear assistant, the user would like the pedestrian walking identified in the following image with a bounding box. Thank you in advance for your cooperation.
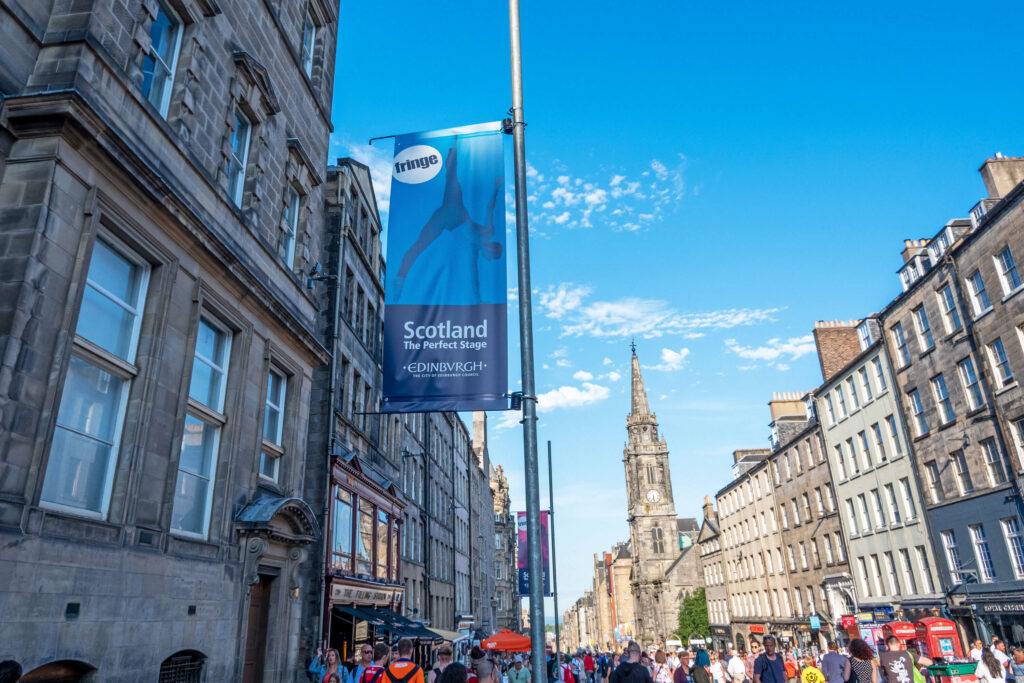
[311,648,350,683]
[878,636,921,683]
[752,637,787,683]
[509,656,533,683]
[359,644,392,683]
[384,639,426,683]
[354,643,376,683]
[692,650,713,683]
[842,640,877,683]
[993,640,1012,678]
[747,643,762,683]
[655,651,674,683]
[586,651,597,683]
[976,649,1007,683]
[973,642,987,663]
[441,663,470,683]
[1010,650,1024,683]
[610,642,653,683]
[820,642,846,683]
[429,646,454,683]
[727,650,747,683]
[710,651,726,683]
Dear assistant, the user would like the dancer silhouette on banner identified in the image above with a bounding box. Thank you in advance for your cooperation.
[392,142,503,303]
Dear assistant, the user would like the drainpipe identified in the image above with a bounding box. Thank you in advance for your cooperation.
[317,171,347,649]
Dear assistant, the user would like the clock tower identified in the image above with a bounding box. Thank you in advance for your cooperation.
[624,345,678,646]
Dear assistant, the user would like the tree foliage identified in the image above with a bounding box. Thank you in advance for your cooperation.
[675,587,709,640]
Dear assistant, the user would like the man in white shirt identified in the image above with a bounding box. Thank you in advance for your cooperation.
[728,650,748,683]
[971,641,984,662]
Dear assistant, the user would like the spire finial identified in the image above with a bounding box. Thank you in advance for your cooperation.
[630,345,651,417]
[631,337,636,355]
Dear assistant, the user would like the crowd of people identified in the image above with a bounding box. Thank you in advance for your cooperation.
[308,634,1024,683]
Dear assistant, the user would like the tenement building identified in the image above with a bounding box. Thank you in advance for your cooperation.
[469,412,497,635]
[764,393,849,650]
[623,347,703,647]
[813,319,945,640]
[880,157,1024,646]
[491,463,519,631]
[716,448,793,653]
[0,0,338,680]
[697,497,730,651]
[304,159,414,662]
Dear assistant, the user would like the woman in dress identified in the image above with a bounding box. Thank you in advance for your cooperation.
[709,651,726,683]
[842,639,877,683]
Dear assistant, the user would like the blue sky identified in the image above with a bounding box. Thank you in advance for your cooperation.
[329,1,1024,619]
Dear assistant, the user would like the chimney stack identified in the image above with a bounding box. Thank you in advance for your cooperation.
[702,495,716,524]
[979,155,1024,199]
[813,320,863,383]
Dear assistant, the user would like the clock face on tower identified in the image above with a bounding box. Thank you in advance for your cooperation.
[646,489,661,503]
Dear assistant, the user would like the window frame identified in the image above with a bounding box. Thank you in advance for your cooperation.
[40,234,151,520]
[958,357,985,410]
[908,389,928,437]
[141,1,183,118]
[937,284,962,334]
[227,110,252,207]
[930,374,955,425]
[892,322,910,367]
[301,10,317,77]
[913,305,935,351]
[259,366,288,483]
[967,270,992,317]
[996,247,1022,296]
[988,338,1014,388]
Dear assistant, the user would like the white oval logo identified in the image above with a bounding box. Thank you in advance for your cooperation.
[393,144,443,184]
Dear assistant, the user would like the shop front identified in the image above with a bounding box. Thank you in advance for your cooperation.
[853,607,895,653]
[967,600,1024,651]
[709,626,730,652]
[322,453,408,661]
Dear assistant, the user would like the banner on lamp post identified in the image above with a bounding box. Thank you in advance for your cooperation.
[381,122,508,413]
[517,510,552,597]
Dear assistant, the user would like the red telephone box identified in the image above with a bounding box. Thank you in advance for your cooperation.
[914,617,964,660]
[882,621,917,648]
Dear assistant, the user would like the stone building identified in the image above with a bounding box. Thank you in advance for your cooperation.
[716,448,793,652]
[813,319,944,639]
[697,497,730,650]
[303,158,411,662]
[764,392,850,650]
[621,347,704,646]
[0,0,337,680]
[879,158,1024,646]
[469,412,497,634]
[491,464,519,631]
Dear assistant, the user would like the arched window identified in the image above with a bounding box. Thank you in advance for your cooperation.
[158,650,206,683]
[651,527,664,554]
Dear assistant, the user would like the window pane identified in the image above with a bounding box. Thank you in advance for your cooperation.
[356,500,373,574]
[377,510,389,579]
[88,240,141,303]
[77,287,137,358]
[178,415,217,476]
[42,424,116,512]
[171,469,210,535]
[259,452,279,481]
[53,356,123,440]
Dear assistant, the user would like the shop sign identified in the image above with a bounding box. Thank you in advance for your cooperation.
[712,627,729,635]
[809,616,821,630]
[856,612,874,623]
[840,616,856,628]
[976,602,1024,614]
[330,582,401,605]
[750,625,765,634]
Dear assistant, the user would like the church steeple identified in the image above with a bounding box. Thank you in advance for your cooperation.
[630,347,652,418]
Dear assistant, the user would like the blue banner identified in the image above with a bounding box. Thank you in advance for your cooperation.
[382,122,508,413]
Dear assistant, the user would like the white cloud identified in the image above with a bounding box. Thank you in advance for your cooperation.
[539,283,592,320]
[724,335,816,362]
[572,370,594,381]
[550,347,569,358]
[606,370,623,382]
[602,357,613,365]
[644,347,691,372]
[776,363,791,371]
[549,285,780,339]
[556,359,572,368]
[493,381,612,431]
[553,211,571,225]
[557,175,571,186]
[610,174,626,186]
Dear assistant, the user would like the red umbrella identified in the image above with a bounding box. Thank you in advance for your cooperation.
[481,630,532,652]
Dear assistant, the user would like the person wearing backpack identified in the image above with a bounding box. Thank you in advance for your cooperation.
[361,644,393,683]
[386,639,426,683]
[752,636,787,683]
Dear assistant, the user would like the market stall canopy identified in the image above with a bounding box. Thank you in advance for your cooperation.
[481,630,531,652]
[428,627,469,643]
